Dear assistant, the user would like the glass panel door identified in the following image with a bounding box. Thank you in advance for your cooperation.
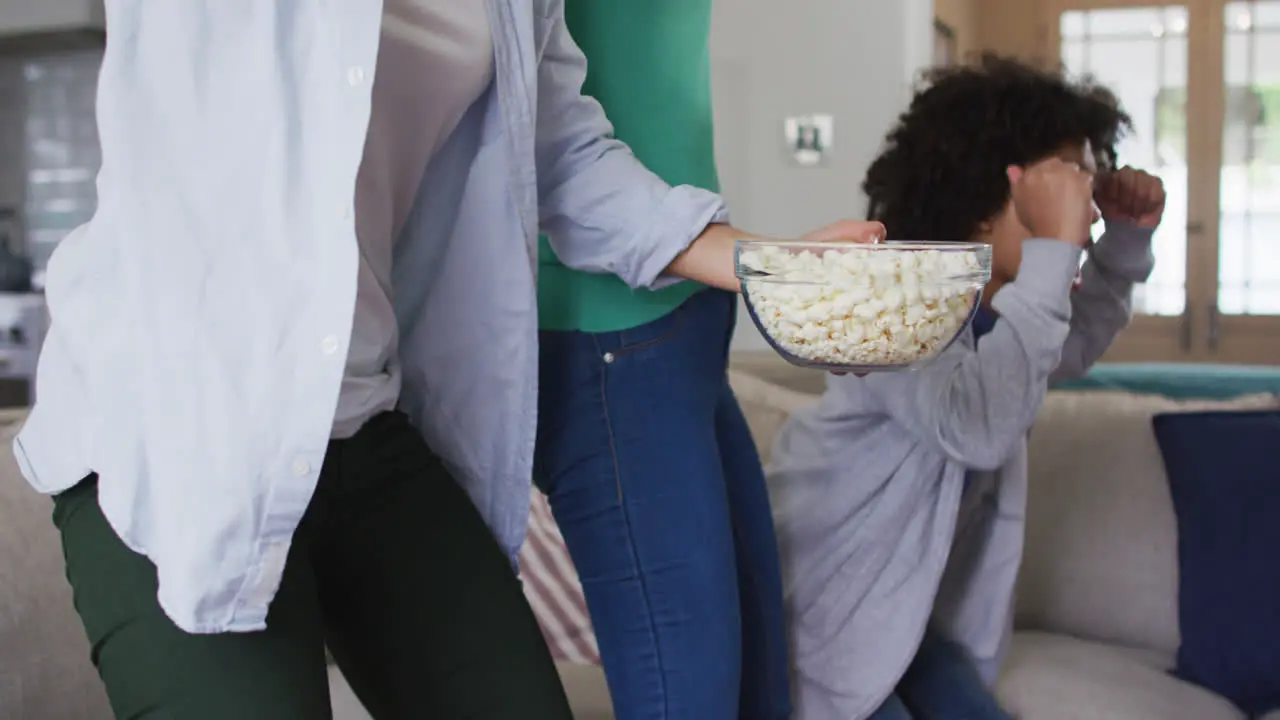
[1214,0,1280,362]
[1221,1,1280,315]
[1061,5,1190,316]
[1056,3,1199,360]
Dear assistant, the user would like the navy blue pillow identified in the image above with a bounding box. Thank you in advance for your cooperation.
[1151,410,1280,717]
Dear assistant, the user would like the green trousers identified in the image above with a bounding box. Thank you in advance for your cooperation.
[54,412,573,720]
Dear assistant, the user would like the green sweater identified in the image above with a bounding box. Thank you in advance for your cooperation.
[537,0,719,332]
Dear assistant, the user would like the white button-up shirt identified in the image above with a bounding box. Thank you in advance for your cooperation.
[15,0,727,634]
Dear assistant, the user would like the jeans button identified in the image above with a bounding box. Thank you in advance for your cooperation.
[602,352,615,364]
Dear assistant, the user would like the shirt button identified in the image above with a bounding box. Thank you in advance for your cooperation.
[346,65,365,86]
[291,457,311,477]
[321,335,341,355]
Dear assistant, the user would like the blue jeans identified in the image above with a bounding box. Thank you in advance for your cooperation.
[868,629,1012,720]
[534,289,790,720]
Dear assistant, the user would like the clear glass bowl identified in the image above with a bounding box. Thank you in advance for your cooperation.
[736,239,993,372]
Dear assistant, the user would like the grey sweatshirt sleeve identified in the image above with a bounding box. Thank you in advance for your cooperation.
[1050,222,1156,384]
[860,239,1082,471]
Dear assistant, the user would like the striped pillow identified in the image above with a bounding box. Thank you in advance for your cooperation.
[519,491,600,665]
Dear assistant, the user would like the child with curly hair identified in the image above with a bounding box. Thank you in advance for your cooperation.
[766,55,1167,720]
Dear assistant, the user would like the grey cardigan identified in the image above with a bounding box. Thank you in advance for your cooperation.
[766,228,1155,720]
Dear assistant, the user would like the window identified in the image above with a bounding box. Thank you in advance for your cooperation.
[1052,0,1280,363]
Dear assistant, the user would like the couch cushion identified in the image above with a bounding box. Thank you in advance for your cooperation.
[555,661,613,720]
[1019,390,1279,658]
[0,410,113,719]
[729,351,827,398]
[996,631,1244,720]
[1153,410,1280,717]
[1053,362,1280,400]
[727,368,819,464]
[329,665,371,720]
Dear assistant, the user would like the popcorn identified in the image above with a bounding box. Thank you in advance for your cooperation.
[739,244,982,368]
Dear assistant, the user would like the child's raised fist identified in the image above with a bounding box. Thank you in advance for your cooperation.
[1007,158,1096,248]
[1095,167,1166,230]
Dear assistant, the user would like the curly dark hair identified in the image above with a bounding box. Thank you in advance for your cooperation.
[862,53,1133,242]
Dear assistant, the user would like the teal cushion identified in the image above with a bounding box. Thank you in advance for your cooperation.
[1054,363,1280,400]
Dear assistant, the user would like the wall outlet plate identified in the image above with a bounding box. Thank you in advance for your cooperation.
[784,114,833,167]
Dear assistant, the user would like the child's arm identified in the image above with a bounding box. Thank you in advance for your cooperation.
[860,238,1082,470]
[1050,222,1155,383]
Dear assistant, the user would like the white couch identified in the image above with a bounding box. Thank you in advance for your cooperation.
[3,356,1278,719]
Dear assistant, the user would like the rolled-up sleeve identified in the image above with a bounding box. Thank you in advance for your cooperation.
[532,1,728,289]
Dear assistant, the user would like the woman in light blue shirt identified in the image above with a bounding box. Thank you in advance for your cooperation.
[18,1,882,717]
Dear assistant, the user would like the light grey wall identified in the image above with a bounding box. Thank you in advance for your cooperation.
[710,0,935,350]
[0,0,936,344]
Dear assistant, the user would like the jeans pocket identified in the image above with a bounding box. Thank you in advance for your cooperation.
[612,303,686,356]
